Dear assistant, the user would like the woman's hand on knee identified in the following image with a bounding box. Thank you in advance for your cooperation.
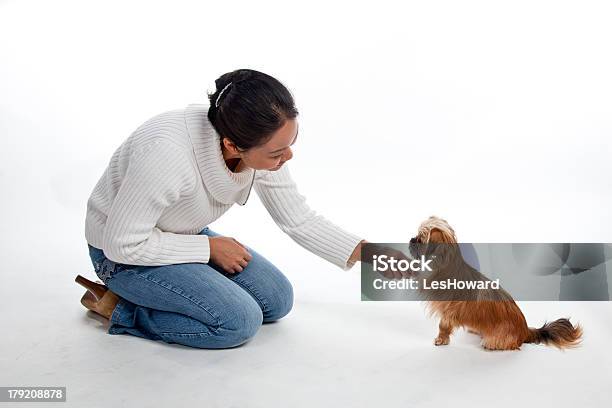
[209,236,253,274]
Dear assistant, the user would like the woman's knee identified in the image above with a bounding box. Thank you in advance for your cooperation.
[223,297,263,345]
[263,273,294,323]
[147,300,263,350]
[188,296,263,349]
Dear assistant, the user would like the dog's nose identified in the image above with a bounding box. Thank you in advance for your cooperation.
[410,237,417,244]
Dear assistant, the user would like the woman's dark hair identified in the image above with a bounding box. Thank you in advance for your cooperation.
[207,69,299,150]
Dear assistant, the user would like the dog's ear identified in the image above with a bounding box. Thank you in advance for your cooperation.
[443,229,458,243]
[429,229,445,243]
[430,227,457,243]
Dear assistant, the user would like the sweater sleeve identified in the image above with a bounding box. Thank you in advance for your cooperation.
[253,164,364,271]
[101,140,211,266]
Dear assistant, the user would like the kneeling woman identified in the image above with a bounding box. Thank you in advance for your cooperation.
[76,68,367,349]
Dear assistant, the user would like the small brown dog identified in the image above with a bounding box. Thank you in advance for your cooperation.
[409,216,583,350]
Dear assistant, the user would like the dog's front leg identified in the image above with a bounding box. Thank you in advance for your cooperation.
[434,317,453,346]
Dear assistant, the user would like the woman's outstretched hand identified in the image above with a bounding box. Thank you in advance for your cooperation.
[209,236,252,274]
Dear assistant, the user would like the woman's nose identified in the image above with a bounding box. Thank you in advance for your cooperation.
[283,147,293,161]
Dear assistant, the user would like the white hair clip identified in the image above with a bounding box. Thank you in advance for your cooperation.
[215,82,233,107]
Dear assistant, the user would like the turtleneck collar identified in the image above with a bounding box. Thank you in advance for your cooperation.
[184,103,255,205]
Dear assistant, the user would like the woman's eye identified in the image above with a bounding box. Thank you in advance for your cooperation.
[271,154,282,159]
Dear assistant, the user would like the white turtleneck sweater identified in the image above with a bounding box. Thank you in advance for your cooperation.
[85,103,364,271]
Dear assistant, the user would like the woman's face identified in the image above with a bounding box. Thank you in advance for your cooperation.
[224,118,298,171]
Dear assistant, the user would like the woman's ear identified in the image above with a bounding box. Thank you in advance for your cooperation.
[222,137,240,155]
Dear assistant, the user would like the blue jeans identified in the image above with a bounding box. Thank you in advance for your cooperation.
[87,227,293,349]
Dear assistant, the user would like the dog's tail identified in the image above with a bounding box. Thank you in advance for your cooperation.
[525,318,583,349]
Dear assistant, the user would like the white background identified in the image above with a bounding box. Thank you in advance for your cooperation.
[1,1,611,407]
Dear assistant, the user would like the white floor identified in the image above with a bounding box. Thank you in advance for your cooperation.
[1,278,610,407]
[2,202,609,407]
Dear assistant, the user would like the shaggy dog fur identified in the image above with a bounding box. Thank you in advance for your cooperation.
[408,216,583,350]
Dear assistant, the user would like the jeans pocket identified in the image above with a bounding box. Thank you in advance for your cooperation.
[95,258,126,284]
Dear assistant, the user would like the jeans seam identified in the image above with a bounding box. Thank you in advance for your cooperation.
[226,277,270,314]
[121,270,222,335]
[109,297,126,325]
[159,331,216,338]
[200,229,271,312]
